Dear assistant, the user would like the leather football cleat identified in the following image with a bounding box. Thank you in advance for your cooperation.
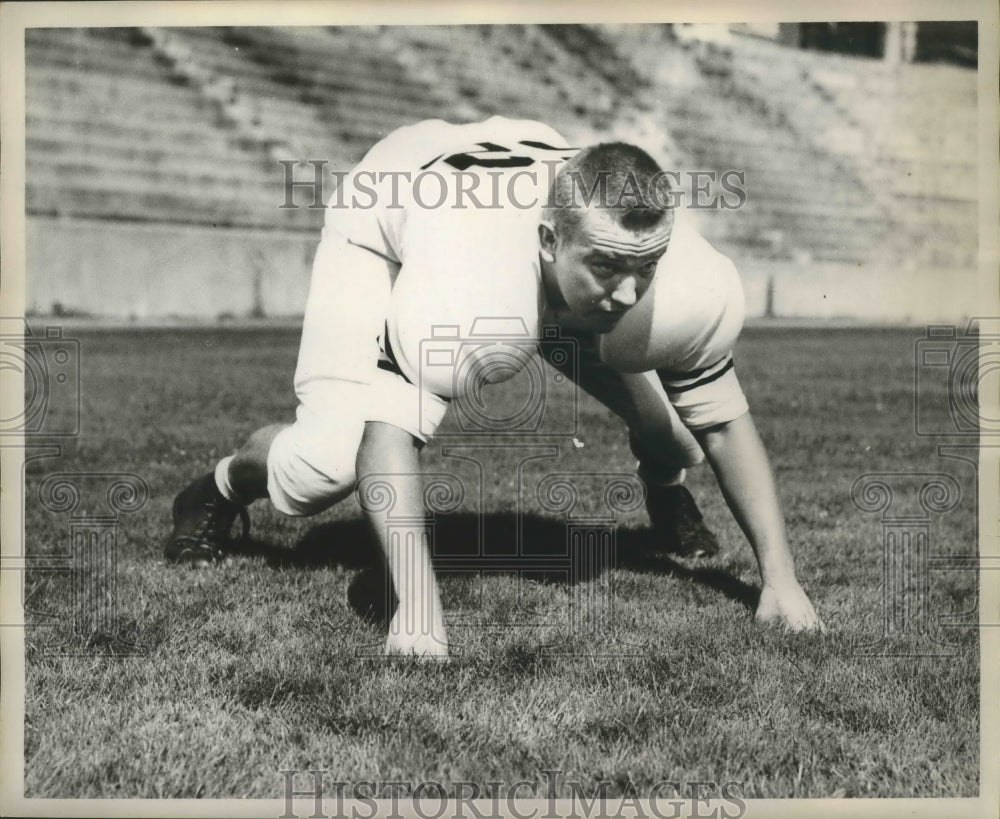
[163,473,250,567]
[645,484,720,558]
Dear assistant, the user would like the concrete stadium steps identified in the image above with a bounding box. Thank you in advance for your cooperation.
[26,93,217,131]
[25,78,219,149]
[25,27,169,80]
[809,63,978,269]
[878,158,978,199]
[27,132,232,165]
[489,26,616,107]
[896,195,978,246]
[667,132,872,202]
[156,25,452,162]
[479,25,620,117]
[243,25,444,97]
[26,164,273,203]
[25,25,469,231]
[635,39,888,264]
[27,114,243,154]
[168,26,393,93]
[624,28,976,268]
[151,27,348,162]
[378,25,621,136]
[704,215,894,265]
[25,90,224,140]
[26,64,208,109]
[382,26,551,110]
[26,148,274,188]
[720,31,976,269]
[26,152,276,196]
[25,118,279,207]
[27,179,321,232]
[810,58,976,105]
[537,24,647,97]
[229,27,451,121]
[26,27,291,228]
[230,94,340,144]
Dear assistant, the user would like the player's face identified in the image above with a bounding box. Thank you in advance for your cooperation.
[541,208,671,332]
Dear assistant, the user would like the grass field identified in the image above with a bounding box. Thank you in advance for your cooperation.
[18,324,979,799]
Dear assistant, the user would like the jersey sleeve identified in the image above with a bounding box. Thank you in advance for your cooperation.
[656,252,748,429]
[320,119,452,261]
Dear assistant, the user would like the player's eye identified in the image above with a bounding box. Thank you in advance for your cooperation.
[638,262,657,277]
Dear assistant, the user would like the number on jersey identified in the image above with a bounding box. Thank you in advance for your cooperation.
[421,140,577,171]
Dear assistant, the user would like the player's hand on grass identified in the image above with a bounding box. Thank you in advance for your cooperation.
[755,582,826,633]
[385,611,450,660]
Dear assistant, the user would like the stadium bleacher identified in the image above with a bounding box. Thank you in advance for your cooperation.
[701,29,977,268]
[25,27,314,230]
[24,24,978,318]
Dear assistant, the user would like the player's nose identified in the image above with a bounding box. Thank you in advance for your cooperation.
[610,276,638,308]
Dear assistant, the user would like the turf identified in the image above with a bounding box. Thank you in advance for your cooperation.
[18,325,980,798]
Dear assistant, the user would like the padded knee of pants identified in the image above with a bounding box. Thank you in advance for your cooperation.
[266,417,364,516]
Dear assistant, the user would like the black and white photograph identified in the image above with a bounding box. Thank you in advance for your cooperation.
[0,1,996,815]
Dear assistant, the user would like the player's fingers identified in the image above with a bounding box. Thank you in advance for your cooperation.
[768,596,823,633]
[803,598,827,633]
[384,631,450,660]
[798,607,826,633]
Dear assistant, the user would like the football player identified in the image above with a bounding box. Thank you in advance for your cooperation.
[164,117,824,657]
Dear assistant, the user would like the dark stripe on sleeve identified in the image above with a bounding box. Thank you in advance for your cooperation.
[657,356,728,382]
[660,357,735,394]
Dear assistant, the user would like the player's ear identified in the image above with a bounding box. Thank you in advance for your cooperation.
[538,220,557,263]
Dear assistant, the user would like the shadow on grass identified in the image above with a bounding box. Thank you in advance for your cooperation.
[232,512,759,624]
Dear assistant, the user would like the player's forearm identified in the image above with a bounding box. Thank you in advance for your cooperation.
[696,412,798,588]
[356,422,445,622]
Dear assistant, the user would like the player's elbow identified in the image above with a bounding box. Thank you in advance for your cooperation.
[692,413,743,448]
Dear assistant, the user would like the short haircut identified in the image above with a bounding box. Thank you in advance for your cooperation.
[545,142,673,238]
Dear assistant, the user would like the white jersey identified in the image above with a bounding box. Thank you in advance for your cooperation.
[324,117,747,428]
[324,117,576,398]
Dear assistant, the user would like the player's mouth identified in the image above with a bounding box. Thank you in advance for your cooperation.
[591,309,628,326]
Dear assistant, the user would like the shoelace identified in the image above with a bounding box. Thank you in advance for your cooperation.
[176,499,251,552]
[671,488,703,524]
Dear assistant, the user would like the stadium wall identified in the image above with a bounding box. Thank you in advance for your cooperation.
[27,216,977,324]
[27,217,316,319]
[736,258,978,324]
